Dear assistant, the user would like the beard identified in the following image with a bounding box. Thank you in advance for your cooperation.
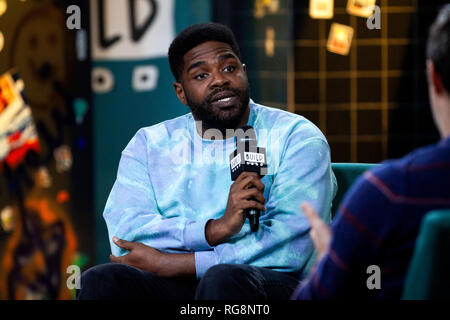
[185,85,250,134]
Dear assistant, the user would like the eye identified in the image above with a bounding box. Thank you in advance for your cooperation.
[223,65,235,72]
[194,73,208,80]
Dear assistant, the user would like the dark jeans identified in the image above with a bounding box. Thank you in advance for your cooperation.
[76,263,300,300]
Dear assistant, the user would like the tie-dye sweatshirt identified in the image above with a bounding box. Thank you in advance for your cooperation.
[103,100,337,279]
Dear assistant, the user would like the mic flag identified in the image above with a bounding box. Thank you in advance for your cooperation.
[229,125,268,181]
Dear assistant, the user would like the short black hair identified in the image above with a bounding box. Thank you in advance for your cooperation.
[427,4,450,92]
[168,22,241,82]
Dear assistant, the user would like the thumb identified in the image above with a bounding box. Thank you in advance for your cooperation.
[301,202,332,259]
[301,202,330,241]
[301,202,324,229]
[112,236,133,250]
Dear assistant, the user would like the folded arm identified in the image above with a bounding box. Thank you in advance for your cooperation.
[104,130,213,258]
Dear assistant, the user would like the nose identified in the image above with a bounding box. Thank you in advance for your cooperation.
[210,69,230,89]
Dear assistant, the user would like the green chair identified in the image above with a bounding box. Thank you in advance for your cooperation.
[331,163,377,217]
[402,209,450,300]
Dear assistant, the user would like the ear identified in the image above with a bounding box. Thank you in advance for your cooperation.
[242,63,247,73]
[173,82,187,106]
[427,60,444,95]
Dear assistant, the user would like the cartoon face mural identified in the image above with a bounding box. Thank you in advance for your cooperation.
[10,4,72,112]
[9,3,77,163]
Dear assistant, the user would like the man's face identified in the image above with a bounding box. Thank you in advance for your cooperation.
[174,41,250,132]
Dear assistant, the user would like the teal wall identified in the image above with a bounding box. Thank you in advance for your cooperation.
[93,0,211,264]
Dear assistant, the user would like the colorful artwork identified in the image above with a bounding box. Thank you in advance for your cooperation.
[0,69,81,299]
[0,193,78,300]
[0,1,92,300]
[0,73,40,169]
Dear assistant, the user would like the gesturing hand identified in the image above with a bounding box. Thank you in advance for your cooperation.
[110,236,165,276]
[301,202,331,261]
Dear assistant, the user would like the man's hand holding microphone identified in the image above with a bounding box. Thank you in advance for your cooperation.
[206,171,266,246]
[205,125,268,246]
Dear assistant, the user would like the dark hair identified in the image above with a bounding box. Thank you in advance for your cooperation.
[427,4,450,92]
[168,23,241,82]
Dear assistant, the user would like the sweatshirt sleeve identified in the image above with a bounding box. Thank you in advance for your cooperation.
[194,123,337,278]
[103,129,212,257]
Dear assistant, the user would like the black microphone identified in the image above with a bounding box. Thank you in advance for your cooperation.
[229,125,268,232]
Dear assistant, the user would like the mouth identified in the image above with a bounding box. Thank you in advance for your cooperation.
[209,92,238,108]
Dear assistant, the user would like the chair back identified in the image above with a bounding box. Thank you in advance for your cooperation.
[331,163,376,217]
[402,209,450,300]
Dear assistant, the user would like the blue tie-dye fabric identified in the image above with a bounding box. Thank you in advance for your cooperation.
[103,100,337,279]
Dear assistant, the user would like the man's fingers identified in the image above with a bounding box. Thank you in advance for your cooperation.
[249,178,265,192]
[301,202,332,260]
[241,188,265,204]
[310,229,317,242]
[243,200,266,212]
[113,236,134,250]
[236,175,256,190]
[245,175,265,192]
[301,202,323,229]
[109,254,122,263]
[235,171,258,183]
[235,173,265,192]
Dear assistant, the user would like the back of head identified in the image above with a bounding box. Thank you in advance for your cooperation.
[427,4,450,93]
[168,23,241,82]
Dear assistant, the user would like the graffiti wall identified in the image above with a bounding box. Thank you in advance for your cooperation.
[0,0,92,299]
[0,0,211,299]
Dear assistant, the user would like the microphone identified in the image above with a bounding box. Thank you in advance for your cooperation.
[229,125,268,232]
